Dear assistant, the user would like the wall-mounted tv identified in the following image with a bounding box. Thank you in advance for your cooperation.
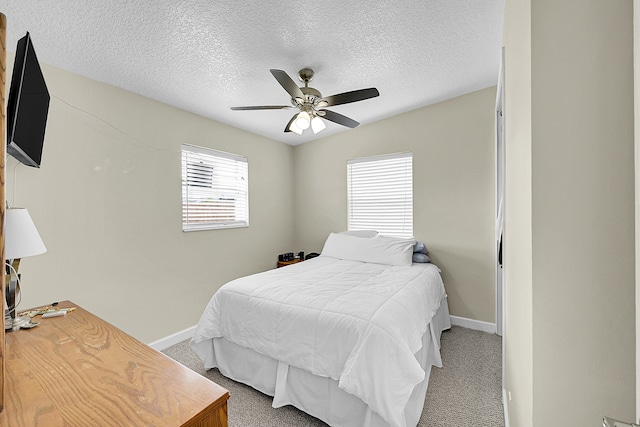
[7,32,50,168]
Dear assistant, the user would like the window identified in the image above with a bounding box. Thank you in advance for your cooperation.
[347,152,413,238]
[181,144,249,231]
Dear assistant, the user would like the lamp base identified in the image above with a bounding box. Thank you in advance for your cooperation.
[5,315,31,331]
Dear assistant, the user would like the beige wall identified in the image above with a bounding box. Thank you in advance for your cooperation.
[293,87,497,324]
[503,0,534,424]
[7,63,296,343]
[504,0,635,424]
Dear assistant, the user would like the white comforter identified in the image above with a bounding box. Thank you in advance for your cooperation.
[191,256,446,427]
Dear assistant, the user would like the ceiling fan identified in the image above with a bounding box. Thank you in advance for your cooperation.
[231,68,379,135]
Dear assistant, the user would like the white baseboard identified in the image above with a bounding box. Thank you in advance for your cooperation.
[503,388,510,427]
[148,325,197,351]
[449,315,497,334]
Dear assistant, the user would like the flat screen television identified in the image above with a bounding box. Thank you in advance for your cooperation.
[7,32,50,168]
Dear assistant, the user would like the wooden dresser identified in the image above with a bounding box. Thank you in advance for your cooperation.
[0,301,228,426]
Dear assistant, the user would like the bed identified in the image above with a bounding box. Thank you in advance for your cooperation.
[190,232,451,427]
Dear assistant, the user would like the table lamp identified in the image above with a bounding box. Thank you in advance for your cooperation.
[5,207,46,330]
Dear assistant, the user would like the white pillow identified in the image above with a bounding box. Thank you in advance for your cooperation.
[338,230,378,238]
[321,233,415,266]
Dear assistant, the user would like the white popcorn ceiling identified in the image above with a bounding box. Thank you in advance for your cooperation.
[3,0,504,146]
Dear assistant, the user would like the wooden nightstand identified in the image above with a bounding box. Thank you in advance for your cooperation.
[277,259,303,268]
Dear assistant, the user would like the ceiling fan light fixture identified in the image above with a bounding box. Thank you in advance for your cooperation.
[295,111,311,130]
[288,120,303,135]
[231,69,379,135]
[311,116,326,134]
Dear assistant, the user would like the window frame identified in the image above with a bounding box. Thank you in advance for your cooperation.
[181,144,249,232]
[347,152,413,238]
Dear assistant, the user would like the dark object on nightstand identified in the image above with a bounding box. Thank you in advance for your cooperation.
[305,252,320,260]
[278,252,295,262]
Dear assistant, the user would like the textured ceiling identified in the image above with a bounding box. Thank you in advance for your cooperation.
[2,0,504,146]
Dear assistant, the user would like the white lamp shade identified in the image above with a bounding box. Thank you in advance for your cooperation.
[295,111,311,130]
[5,208,47,260]
[288,120,303,135]
[311,116,326,134]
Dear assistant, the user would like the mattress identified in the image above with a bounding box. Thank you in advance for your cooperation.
[191,256,450,427]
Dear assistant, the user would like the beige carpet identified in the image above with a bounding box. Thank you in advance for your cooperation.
[162,325,504,427]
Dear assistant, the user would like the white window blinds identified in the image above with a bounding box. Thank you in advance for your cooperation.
[347,152,413,238]
[182,144,249,231]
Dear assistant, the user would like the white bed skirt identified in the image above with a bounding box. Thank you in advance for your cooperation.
[197,295,451,427]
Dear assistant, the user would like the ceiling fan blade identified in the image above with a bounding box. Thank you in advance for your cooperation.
[321,109,360,128]
[270,69,305,99]
[322,88,380,107]
[231,105,291,111]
